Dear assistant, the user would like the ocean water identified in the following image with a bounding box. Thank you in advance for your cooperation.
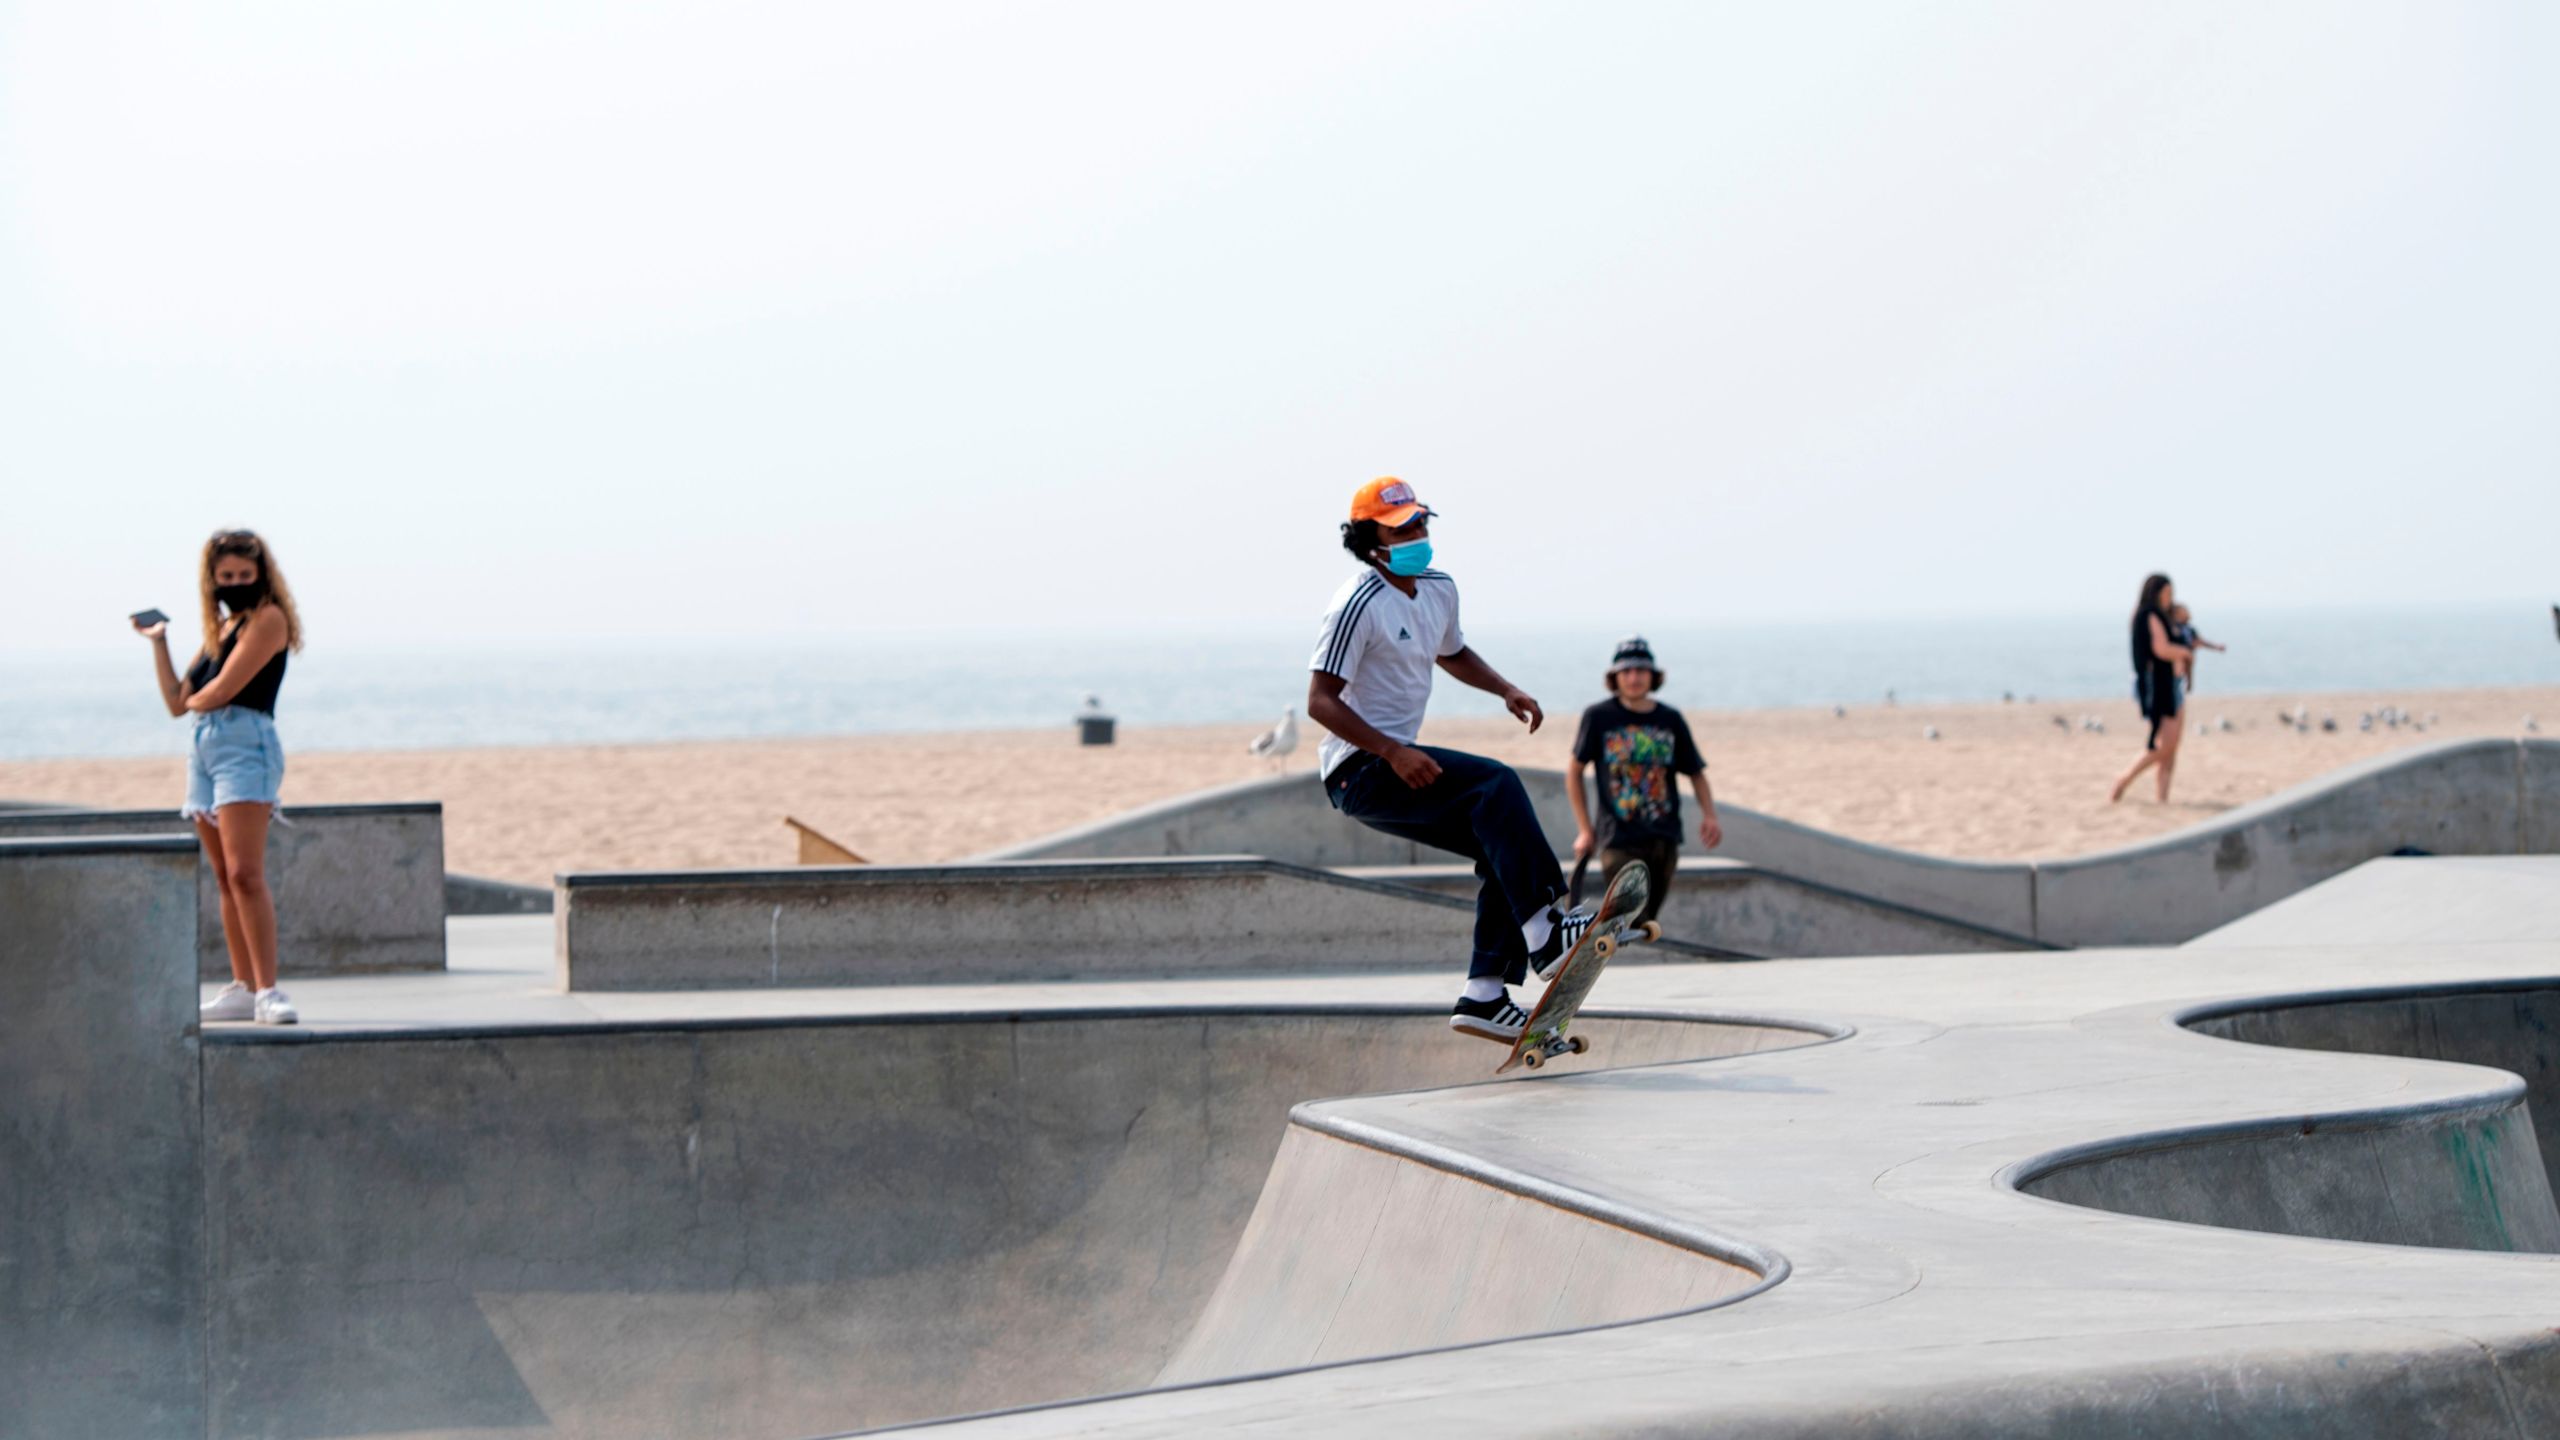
[4,604,2551,763]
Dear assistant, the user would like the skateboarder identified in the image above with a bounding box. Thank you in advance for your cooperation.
[1306,477,1592,1045]
[1566,637,1720,927]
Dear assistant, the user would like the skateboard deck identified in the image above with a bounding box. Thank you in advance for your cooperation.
[1497,861,1657,1075]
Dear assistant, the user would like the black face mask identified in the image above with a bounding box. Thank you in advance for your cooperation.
[215,581,266,613]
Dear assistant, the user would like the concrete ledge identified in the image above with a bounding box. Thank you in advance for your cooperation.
[0,836,204,1439]
[557,857,1506,991]
[0,803,448,978]
[2031,738,2543,946]
[989,741,2560,949]
[982,768,2042,936]
[1348,861,2044,957]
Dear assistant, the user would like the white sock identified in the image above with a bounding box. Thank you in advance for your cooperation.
[1521,906,1558,955]
[1462,977,1507,1004]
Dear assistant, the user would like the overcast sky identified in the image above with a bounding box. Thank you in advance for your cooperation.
[5,1,2553,660]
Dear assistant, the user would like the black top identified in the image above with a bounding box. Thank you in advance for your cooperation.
[1572,698,1706,847]
[2130,609,2177,710]
[186,617,288,716]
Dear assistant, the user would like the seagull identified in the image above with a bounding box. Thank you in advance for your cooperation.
[2550,603,2558,644]
[2530,715,2543,734]
[2051,714,2070,732]
[1833,705,1847,719]
[1922,725,1940,741]
[2320,716,2338,733]
[1247,708,1299,766]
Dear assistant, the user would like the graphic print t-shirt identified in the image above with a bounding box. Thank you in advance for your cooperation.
[1571,698,1705,847]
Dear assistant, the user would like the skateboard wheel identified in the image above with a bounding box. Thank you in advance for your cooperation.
[1638,921,1662,943]
[1592,935,1616,960]
[1568,1036,1589,1054]
[1522,1049,1544,1069]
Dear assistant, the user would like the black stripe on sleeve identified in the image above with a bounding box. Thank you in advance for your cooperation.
[1318,574,1385,676]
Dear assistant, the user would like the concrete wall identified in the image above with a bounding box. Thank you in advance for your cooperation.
[2033,738,2543,946]
[990,740,2560,948]
[0,803,447,977]
[0,836,204,1440]
[194,1010,1812,1439]
[555,857,1511,990]
[1352,861,2040,957]
[983,768,2041,936]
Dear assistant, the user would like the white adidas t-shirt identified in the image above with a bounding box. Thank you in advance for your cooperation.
[1308,568,1465,782]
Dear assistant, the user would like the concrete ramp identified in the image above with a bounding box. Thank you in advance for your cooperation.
[1159,1124,1767,1385]
[196,1008,1822,1439]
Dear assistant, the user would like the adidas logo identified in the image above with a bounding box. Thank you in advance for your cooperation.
[1398,627,1412,640]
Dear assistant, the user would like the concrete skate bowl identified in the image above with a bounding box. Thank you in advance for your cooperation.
[2016,982,2560,1255]
[198,1006,1826,1440]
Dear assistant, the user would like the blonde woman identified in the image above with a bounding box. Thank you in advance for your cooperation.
[134,529,305,1024]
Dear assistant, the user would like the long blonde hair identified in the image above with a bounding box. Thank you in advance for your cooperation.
[197,529,305,656]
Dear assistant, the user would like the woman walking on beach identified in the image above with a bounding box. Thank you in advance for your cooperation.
[135,529,304,1024]
[2110,572,2193,805]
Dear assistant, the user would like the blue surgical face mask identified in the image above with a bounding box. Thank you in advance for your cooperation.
[1383,538,1433,576]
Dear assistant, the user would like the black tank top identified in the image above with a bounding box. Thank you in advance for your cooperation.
[186,616,289,715]
[2129,608,2176,699]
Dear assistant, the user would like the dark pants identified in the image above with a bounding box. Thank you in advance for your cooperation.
[1599,838,1679,926]
[1328,747,1566,984]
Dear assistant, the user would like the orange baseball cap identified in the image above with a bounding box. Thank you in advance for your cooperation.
[1348,476,1432,527]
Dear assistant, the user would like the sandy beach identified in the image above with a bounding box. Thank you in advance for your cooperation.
[3,683,2551,886]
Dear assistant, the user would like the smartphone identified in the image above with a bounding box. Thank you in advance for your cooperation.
[130,607,169,628]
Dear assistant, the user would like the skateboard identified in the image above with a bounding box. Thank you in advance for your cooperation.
[1497,860,1659,1075]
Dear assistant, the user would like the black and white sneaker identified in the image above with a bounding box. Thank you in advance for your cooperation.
[1450,994,1530,1043]
[1529,903,1598,982]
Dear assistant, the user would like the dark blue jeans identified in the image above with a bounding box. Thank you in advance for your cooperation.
[1327,747,1566,984]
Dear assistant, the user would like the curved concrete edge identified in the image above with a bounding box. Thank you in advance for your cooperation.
[982,740,2559,948]
[2007,1078,2560,1253]
[2032,737,2552,945]
[1153,1123,1781,1386]
[857,868,2560,1438]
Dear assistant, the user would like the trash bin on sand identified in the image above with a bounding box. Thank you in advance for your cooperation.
[1076,695,1116,746]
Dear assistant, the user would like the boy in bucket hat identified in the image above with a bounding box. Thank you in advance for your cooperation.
[1307,477,1596,1045]
[1567,637,1720,928]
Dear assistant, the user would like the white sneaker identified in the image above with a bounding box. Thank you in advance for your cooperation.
[253,988,299,1025]
[201,982,255,1023]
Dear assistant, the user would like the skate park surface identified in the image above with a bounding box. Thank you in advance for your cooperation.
[8,742,2560,1438]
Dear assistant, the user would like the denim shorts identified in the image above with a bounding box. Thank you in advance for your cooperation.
[183,707,286,821]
